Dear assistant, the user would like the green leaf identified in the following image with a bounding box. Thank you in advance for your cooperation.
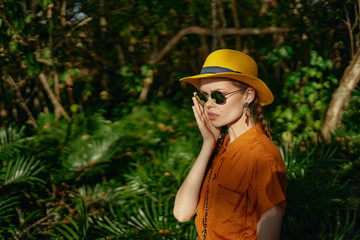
[323,81,330,88]
[328,75,338,85]
[0,196,19,217]
[70,104,80,113]
[25,14,32,24]
[69,68,80,77]
[54,225,76,240]
[279,46,291,58]
[282,108,293,121]
[324,59,333,70]
[298,104,309,117]
[1,156,45,187]
[307,92,318,103]
[307,67,318,78]
[42,47,52,59]
[313,120,322,130]
[286,72,301,86]
[39,0,54,9]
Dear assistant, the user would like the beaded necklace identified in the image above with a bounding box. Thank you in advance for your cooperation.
[202,167,213,240]
[202,128,226,240]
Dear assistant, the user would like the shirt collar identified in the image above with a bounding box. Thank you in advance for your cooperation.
[221,124,263,153]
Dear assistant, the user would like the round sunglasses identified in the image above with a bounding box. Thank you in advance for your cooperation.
[195,89,243,106]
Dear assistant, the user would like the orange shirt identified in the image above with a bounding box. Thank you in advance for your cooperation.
[195,124,286,240]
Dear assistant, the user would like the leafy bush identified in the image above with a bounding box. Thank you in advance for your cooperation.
[280,138,360,239]
[270,50,338,141]
[0,99,359,239]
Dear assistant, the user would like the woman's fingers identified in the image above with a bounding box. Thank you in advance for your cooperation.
[191,94,217,142]
[193,93,207,118]
[192,94,203,117]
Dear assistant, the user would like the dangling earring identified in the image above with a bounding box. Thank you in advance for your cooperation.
[243,102,250,126]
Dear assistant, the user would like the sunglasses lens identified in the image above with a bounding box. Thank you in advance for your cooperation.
[198,92,207,102]
[211,91,225,104]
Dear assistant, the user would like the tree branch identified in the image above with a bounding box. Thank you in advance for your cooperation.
[20,206,64,237]
[0,7,28,45]
[38,73,70,121]
[343,6,354,57]
[2,74,38,129]
[148,26,289,64]
[65,17,93,37]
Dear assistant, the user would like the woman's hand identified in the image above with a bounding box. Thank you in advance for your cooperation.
[192,92,220,145]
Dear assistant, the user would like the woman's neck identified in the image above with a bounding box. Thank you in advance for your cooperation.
[227,117,256,144]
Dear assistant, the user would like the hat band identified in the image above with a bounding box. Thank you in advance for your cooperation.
[200,66,242,75]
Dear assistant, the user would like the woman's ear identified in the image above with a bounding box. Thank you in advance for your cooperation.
[245,87,256,104]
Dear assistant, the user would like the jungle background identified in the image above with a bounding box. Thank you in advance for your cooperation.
[0,0,359,239]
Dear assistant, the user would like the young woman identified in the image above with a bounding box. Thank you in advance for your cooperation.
[174,49,286,240]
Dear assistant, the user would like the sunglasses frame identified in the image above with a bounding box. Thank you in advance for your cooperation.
[195,89,243,106]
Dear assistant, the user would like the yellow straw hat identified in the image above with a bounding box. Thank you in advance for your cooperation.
[180,49,274,106]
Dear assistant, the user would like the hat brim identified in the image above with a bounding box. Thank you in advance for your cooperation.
[180,73,274,106]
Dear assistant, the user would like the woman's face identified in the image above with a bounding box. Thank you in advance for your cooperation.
[199,77,249,129]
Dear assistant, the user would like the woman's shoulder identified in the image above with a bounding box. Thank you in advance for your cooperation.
[250,134,284,166]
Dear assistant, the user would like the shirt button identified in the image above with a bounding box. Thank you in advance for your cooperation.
[213,174,216,180]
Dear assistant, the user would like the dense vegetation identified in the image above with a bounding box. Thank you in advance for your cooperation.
[0,0,359,239]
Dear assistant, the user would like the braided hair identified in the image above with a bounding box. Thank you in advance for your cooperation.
[232,80,273,139]
[250,96,272,139]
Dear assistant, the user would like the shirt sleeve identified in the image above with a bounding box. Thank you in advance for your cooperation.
[255,152,287,217]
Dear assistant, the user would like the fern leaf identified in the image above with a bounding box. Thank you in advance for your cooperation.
[1,155,45,187]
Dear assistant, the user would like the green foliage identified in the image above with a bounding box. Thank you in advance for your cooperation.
[49,198,89,240]
[0,126,27,161]
[272,50,338,141]
[0,127,45,239]
[0,155,45,187]
[0,99,359,239]
[0,0,359,239]
[92,195,196,239]
[281,138,360,239]
[265,45,294,66]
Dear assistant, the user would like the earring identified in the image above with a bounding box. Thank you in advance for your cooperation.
[243,102,250,126]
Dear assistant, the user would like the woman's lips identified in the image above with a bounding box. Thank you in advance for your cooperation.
[208,112,218,120]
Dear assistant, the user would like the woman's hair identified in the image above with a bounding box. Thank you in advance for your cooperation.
[251,96,272,139]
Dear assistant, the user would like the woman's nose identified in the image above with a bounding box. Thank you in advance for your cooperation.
[204,97,215,107]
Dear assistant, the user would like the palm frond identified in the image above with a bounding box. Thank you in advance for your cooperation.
[331,206,360,240]
[63,137,118,171]
[279,139,315,179]
[48,198,89,240]
[0,196,19,220]
[93,194,191,240]
[0,126,28,161]
[124,196,195,239]
[156,137,196,185]
[91,214,127,237]
[78,184,118,204]
[0,155,45,187]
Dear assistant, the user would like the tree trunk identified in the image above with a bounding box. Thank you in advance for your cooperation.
[211,0,219,50]
[322,47,360,141]
[230,0,241,50]
[139,70,154,103]
[60,0,67,27]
